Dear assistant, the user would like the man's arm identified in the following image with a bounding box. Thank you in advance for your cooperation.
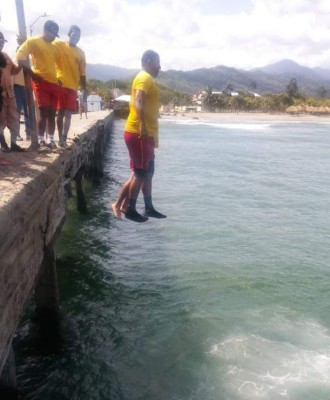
[134,89,147,137]
[16,40,42,82]
[10,59,22,75]
[80,75,86,91]
[17,60,42,82]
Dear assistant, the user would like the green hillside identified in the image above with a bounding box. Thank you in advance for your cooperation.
[86,59,330,97]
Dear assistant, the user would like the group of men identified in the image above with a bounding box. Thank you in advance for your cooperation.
[0,19,87,151]
[1,20,165,223]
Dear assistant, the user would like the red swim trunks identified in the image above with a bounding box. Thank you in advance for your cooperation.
[124,131,155,171]
[58,86,77,111]
[32,79,59,111]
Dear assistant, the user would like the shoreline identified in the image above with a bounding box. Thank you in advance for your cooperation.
[160,111,330,123]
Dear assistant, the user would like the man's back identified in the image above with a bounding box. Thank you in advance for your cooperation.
[54,41,86,90]
[125,70,159,146]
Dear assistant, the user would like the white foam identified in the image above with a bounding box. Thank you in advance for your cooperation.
[208,316,330,398]
[161,118,271,131]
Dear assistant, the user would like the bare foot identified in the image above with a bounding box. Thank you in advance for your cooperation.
[111,203,122,220]
[120,207,127,215]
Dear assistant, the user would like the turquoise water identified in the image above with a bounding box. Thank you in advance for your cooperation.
[15,116,330,399]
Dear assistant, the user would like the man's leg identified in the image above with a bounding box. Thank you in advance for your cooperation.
[0,98,9,151]
[7,97,25,152]
[38,106,49,145]
[22,97,31,140]
[62,109,73,144]
[0,130,9,152]
[112,174,133,220]
[142,161,166,219]
[56,109,65,144]
[47,108,57,148]
[123,132,149,222]
[125,172,148,223]
[13,85,24,140]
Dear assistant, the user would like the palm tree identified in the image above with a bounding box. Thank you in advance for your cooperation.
[203,86,216,111]
[286,78,300,98]
[222,82,234,96]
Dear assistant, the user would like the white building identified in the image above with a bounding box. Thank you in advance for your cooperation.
[87,94,102,112]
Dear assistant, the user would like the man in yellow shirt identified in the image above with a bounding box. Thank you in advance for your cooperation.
[114,50,166,223]
[16,20,60,149]
[54,25,86,147]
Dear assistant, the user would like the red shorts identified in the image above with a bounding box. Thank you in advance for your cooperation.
[124,131,155,171]
[32,79,59,111]
[58,87,77,111]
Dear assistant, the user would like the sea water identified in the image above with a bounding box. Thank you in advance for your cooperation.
[15,116,330,399]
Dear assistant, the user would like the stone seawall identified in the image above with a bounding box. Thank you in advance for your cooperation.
[0,112,114,383]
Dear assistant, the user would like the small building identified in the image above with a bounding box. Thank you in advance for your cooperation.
[87,94,102,112]
[113,95,130,118]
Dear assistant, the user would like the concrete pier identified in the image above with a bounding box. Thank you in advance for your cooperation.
[0,110,114,390]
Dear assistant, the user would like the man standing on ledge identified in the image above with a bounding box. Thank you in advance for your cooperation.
[16,20,60,149]
[54,25,87,147]
[120,49,166,223]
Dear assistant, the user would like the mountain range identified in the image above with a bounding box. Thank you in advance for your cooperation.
[86,59,330,97]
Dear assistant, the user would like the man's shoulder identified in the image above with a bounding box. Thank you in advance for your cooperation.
[53,39,66,47]
[28,36,43,45]
[136,70,152,78]
[22,36,45,50]
[74,46,86,61]
[134,70,154,84]
[75,45,85,54]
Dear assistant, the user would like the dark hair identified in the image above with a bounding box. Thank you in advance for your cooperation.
[141,50,159,67]
[44,20,59,37]
[68,25,81,35]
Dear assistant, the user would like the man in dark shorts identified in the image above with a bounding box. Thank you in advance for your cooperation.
[114,50,166,223]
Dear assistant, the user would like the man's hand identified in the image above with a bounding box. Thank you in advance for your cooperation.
[31,73,43,83]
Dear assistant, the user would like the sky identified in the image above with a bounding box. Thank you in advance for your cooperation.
[1,0,330,71]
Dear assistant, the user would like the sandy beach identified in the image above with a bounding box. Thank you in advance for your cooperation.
[160,111,330,123]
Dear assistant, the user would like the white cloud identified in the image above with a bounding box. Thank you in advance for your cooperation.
[1,0,330,71]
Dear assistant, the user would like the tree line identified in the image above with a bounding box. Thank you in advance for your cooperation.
[202,78,330,113]
[87,77,330,113]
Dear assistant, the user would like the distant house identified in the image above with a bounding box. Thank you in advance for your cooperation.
[113,94,130,118]
[87,94,102,112]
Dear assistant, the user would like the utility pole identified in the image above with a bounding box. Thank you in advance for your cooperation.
[15,0,38,150]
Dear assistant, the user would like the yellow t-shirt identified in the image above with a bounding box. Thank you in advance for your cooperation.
[54,41,86,91]
[16,36,59,84]
[125,70,159,147]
